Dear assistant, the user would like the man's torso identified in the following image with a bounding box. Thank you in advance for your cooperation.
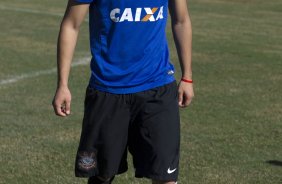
[86,0,176,94]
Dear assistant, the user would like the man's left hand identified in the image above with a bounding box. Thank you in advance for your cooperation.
[178,81,194,108]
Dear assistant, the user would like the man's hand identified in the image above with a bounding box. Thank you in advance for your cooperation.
[178,81,194,108]
[52,86,72,117]
[52,1,89,117]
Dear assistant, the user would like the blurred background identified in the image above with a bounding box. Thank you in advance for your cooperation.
[0,0,281,183]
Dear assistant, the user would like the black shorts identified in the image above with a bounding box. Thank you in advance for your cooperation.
[75,80,180,182]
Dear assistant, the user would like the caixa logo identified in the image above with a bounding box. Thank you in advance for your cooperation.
[110,6,164,22]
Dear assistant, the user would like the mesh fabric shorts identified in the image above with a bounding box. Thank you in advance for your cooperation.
[75,80,180,182]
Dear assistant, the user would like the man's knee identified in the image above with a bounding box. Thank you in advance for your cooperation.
[152,180,177,184]
[88,176,115,184]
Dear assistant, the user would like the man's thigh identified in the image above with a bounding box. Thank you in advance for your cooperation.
[129,80,180,182]
[75,87,130,178]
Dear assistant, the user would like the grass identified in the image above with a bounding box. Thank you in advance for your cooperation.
[0,0,281,183]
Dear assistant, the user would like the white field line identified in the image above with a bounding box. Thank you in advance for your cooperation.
[0,57,91,86]
[0,5,89,22]
[0,5,90,86]
[0,5,64,17]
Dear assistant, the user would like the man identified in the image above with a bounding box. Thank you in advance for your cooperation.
[52,0,193,183]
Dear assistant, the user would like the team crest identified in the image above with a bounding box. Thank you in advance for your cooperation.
[77,151,97,170]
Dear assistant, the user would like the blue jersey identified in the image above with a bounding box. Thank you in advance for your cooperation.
[76,0,176,94]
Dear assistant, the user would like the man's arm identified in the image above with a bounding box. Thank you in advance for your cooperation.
[168,0,194,108]
[52,0,89,117]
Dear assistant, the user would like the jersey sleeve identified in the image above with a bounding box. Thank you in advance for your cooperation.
[75,0,93,3]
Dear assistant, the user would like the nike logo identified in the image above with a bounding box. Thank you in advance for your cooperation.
[167,167,177,174]
[167,70,174,75]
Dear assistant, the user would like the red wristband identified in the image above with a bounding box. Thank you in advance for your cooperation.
[181,78,193,83]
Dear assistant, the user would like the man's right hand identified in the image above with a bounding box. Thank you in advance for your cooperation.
[52,1,89,117]
[52,86,72,117]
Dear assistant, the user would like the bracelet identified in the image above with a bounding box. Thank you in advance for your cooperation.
[181,78,193,83]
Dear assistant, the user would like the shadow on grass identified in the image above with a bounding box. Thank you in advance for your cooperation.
[265,160,282,167]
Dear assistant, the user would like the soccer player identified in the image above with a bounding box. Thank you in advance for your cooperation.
[52,0,193,183]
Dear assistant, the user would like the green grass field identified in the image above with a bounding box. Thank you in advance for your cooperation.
[0,0,282,183]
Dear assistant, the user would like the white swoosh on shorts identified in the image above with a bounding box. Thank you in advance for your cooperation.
[167,167,177,174]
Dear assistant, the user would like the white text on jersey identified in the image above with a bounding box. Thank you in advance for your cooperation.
[110,6,164,22]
